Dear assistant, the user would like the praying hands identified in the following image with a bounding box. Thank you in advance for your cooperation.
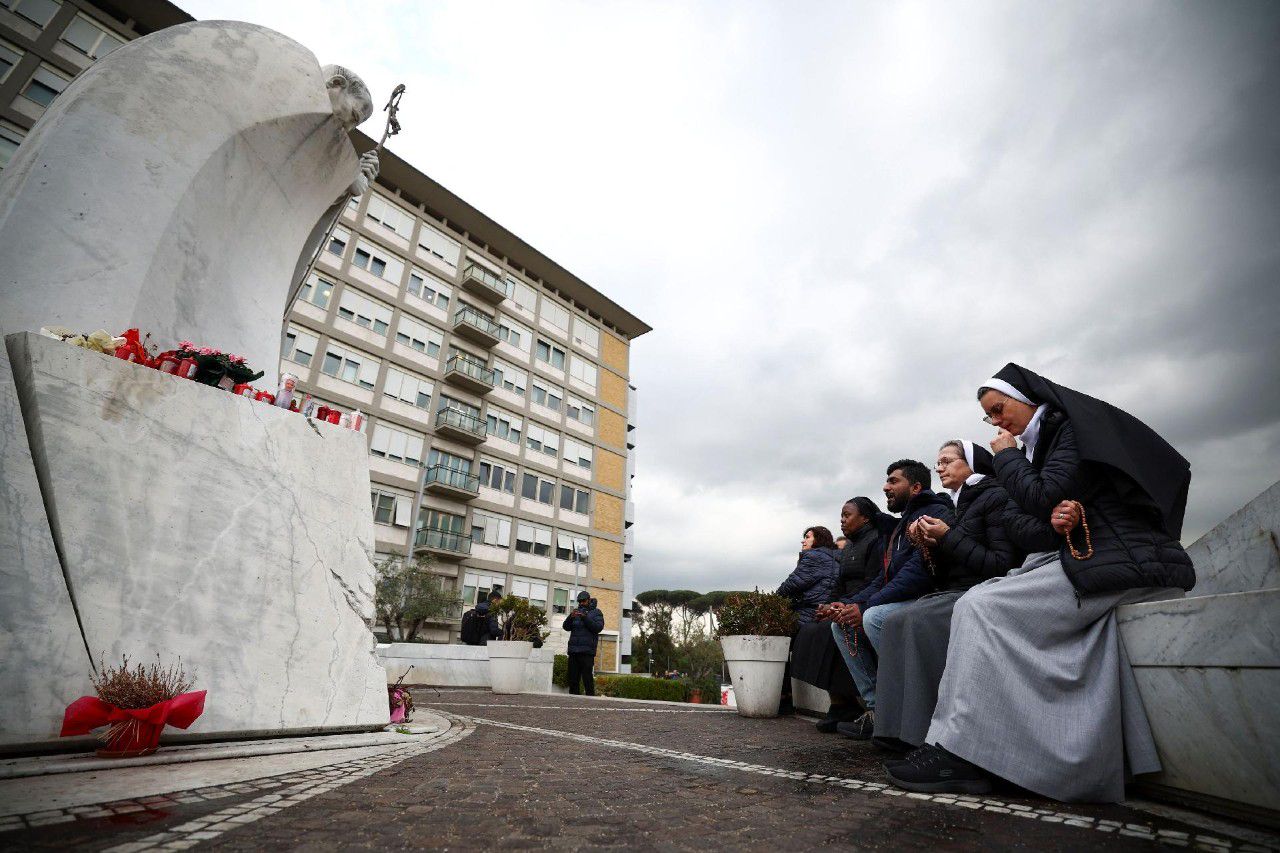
[1050,500,1081,535]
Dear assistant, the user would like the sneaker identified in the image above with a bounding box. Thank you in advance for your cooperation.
[871,735,913,754]
[885,744,992,794]
[882,744,930,772]
[836,710,876,740]
[815,705,862,733]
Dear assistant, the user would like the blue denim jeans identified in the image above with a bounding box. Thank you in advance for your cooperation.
[830,601,911,711]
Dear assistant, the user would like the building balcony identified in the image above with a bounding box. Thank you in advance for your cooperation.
[452,305,501,347]
[414,526,472,561]
[443,353,495,395]
[423,464,480,501]
[434,406,487,445]
[459,263,509,305]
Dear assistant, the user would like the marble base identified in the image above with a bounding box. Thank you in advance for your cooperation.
[1184,480,1279,596]
[5,333,388,743]
[0,336,93,748]
[377,643,554,694]
[1118,588,1280,815]
[791,678,832,717]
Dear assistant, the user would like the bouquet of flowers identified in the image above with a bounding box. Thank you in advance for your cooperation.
[177,341,264,388]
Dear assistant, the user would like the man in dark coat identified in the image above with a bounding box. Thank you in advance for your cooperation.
[832,460,955,739]
[563,591,605,696]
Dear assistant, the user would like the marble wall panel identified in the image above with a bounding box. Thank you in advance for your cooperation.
[377,643,554,693]
[8,333,387,738]
[1184,480,1280,596]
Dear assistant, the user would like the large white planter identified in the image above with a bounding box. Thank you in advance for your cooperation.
[487,641,533,694]
[720,635,791,718]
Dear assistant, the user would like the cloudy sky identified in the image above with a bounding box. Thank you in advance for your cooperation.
[191,1,1280,594]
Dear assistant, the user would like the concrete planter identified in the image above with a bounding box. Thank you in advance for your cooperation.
[720,635,791,718]
[487,641,533,694]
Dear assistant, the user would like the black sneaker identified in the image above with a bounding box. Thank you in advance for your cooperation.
[882,744,930,772]
[836,710,875,740]
[815,705,861,733]
[871,735,913,754]
[885,744,992,794]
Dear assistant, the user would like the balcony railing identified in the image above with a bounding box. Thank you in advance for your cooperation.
[460,264,509,304]
[452,305,501,346]
[434,406,487,441]
[414,526,472,556]
[444,353,495,391]
[424,464,480,496]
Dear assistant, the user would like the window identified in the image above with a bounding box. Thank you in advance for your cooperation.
[462,571,505,607]
[60,13,123,58]
[530,378,563,412]
[395,315,443,358]
[560,485,590,514]
[422,508,465,533]
[406,268,451,309]
[540,300,570,335]
[337,288,392,336]
[471,510,512,548]
[515,521,552,557]
[0,40,21,85]
[485,406,523,444]
[563,437,594,471]
[418,223,460,271]
[4,0,60,27]
[370,490,411,527]
[351,239,404,284]
[569,356,597,391]
[508,279,537,313]
[283,324,318,368]
[383,367,432,410]
[365,194,415,239]
[525,423,559,458]
[511,577,548,610]
[496,316,532,352]
[327,226,350,257]
[553,587,570,614]
[0,122,23,170]
[556,533,590,563]
[20,63,69,107]
[299,274,334,310]
[437,394,480,420]
[535,338,566,371]
[566,396,595,427]
[478,457,516,494]
[491,358,527,396]
[572,317,600,355]
[370,423,425,466]
[320,341,380,389]
[521,472,556,505]
[428,448,472,474]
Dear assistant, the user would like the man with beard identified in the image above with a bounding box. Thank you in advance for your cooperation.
[831,461,955,739]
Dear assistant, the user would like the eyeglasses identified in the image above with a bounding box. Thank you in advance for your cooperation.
[935,456,961,471]
[982,402,1006,425]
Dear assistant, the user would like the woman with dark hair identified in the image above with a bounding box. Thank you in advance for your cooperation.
[776,525,840,625]
[887,364,1195,802]
[790,497,889,731]
[871,439,1023,752]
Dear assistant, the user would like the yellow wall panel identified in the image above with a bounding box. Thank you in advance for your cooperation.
[601,333,629,375]
[598,407,627,449]
[590,537,623,584]
[596,448,626,491]
[600,369,628,411]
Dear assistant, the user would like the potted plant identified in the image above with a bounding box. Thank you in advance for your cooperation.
[488,596,549,694]
[60,655,206,757]
[715,591,797,718]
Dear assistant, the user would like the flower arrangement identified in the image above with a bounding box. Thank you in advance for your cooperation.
[60,654,206,758]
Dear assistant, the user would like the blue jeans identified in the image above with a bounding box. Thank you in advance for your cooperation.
[831,602,911,711]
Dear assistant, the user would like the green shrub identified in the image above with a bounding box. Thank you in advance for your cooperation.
[594,674,688,702]
[681,675,721,703]
[715,590,797,637]
[553,654,568,688]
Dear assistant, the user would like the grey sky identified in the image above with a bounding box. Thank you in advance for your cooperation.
[190,1,1280,594]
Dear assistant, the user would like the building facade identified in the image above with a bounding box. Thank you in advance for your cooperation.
[0,0,647,671]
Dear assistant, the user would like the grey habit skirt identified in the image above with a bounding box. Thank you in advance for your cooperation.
[924,554,1180,803]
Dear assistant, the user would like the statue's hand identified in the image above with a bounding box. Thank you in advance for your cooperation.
[346,150,380,197]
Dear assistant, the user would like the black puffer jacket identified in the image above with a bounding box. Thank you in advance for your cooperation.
[935,478,1023,589]
[834,524,883,601]
[777,547,840,625]
[997,410,1195,595]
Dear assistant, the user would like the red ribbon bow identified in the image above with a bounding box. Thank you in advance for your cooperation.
[59,690,207,737]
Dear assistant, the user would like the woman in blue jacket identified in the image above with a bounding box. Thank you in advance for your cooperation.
[776,526,841,624]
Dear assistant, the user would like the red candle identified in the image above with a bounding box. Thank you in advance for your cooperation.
[176,357,199,379]
[254,391,276,405]
[158,355,181,375]
[326,409,341,424]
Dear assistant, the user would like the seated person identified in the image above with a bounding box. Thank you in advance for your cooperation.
[887,364,1195,802]
[776,525,841,624]
[871,440,1023,752]
[830,460,955,739]
[793,499,889,732]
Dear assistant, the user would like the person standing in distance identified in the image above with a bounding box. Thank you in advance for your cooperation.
[563,591,605,696]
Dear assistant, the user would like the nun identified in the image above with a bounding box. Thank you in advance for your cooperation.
[887,364,1195,801]
[871,440,1024,753]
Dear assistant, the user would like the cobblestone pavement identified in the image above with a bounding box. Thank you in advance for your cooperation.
[3,690,1276,852]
